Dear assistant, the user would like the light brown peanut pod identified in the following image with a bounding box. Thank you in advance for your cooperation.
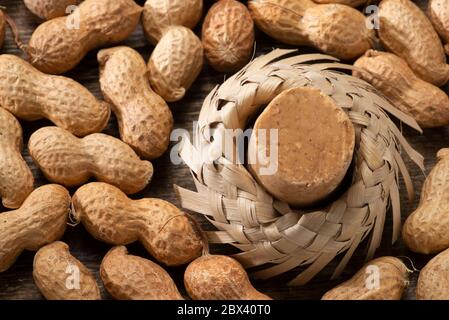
[250,0,312,46]
[248,0,374,60]
[0,184,70,272]
[202,0,255,73]
[416,248,449,300]
[322,257,409,300]
[403,149,449,254]
[28,127,153,194]
[428,0,449,55]
[147,26,203,102]
[33,241,101,300]
[353,50,449,128]
[312,0,367,6]
[71,182,202,266]
[141,0,202,45]
[24,0,77,20]
[0,108,34,209]
[141,0,203,102]
[100,246,183,300]
[184,254,271,300]
[0,55,110,136]
[379,0,449,86]
[98,46,173,159]
[0,9,5,49]
[27,0,142,74]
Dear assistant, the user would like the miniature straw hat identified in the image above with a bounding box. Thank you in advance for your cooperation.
[176,49,424,285]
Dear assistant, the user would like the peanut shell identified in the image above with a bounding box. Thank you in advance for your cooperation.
[428,0,449,55]
[184,254,271,300]
[248,0,374,60]
[27,0,142,74]
[71,182,202,266]
[98,46,173,159]
[0,184,70,272]
[379,0,449,86]
[202,0,255,73]
[28,127,153,194]
[0,54,110,136]
[416,248,449,300]
[141,0,202,45]
[0,108,34,209]
[148,26,203,102]
[403,149,449,254]
[322,257,409,300]
[353,50,449,128]
[33,241,101,300]
[100,246,183,300]
[24,0,77,20]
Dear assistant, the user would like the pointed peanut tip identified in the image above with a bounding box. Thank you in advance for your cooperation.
[97,50,110,67]
[97,47,122,67]
[1,196,21,210]
[437,148,449,160]
[165,87,186,102]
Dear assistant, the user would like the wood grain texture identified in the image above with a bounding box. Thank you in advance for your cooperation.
[0,0,448,300]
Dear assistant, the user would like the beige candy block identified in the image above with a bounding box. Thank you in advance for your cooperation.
[249,87,355,207]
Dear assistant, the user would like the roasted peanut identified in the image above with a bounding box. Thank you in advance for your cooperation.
[0,108,34,209]
[322,257,409,300]
[33,241,101,300]
[141,0,202,45]
[184,254,271,300]
[403,149,449,254]
[416,248,449,300]
[24,0,77,20]
[142,0,203,102]
[147,26,203,102]
[379,0,449,86]
[248,0,374,60]
[28,127,153,194]
[202,0,255,73]
[0,184,70,272]
[100,246,183,300]
[98,46,173,159]
[353,50,449,128]
[27,0,142,74]
[71,182,202,266]
[428,0,449,55]
[0,54,110,136]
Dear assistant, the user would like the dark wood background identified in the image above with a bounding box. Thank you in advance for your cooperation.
[1,0,448,300]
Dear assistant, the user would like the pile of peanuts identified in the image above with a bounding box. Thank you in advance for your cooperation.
[0,0,270,300]
[1,0,449,300]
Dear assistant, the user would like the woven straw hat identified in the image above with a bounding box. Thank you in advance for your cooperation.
[175,49,424,285]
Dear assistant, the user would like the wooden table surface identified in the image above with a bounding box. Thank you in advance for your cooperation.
[1,0,448,300]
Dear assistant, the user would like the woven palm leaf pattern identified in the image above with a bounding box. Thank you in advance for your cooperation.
[175,49,424,285]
